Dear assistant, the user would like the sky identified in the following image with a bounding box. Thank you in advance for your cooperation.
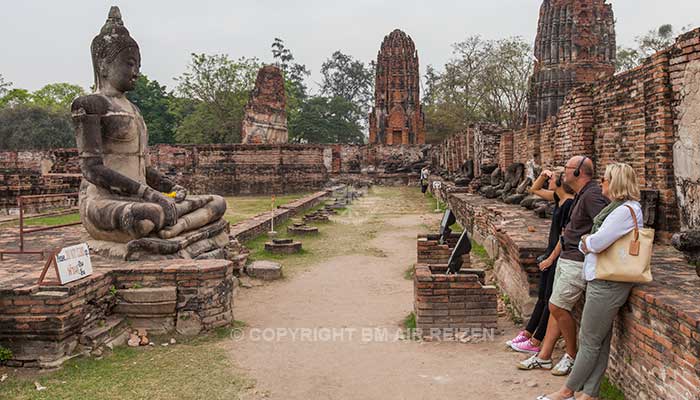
[0,0,698,94]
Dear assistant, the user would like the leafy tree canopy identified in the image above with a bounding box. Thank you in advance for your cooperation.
[423,36,532,142]
[127,75,177,145]
[0,105,75,150]
[173,53,260,144]
[289,96,365,144]
[616,23,693,72]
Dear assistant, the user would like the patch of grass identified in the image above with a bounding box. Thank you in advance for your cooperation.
[403,312,417,330]
[470,239,495,269]
[0,337,250,400]
[600,376,626,400]
[470,239,489,260]
[0,212,82,229]
[224,192,311,225]
[186,320,248,344]
[241,187,432,277]
[403,264,415,280]
[500,292,523,325]
[424,190,443,213]
[0,345,13,362]
[449,221,464,232]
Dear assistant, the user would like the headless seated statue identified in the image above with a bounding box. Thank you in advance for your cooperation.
[72,7,227,260]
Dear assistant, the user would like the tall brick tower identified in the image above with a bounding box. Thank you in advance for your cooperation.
[528,0,616,125]
[369,29,425,145]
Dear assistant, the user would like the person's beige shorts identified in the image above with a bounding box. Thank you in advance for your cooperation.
[549,258,587,311]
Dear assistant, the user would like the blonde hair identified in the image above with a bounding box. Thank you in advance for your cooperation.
[604,163,641,201]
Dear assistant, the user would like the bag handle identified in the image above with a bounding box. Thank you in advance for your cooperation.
[625,205,640,256]
[624,205,639,240]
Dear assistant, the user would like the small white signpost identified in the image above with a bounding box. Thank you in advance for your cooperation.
[38,243,93,286]
[56,243,93,284]
[432,181,443,212]
[268,194,277,236]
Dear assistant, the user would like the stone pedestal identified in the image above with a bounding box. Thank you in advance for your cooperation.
[264,238,302,254]
[287,222,319,236]
[304,211,330,223]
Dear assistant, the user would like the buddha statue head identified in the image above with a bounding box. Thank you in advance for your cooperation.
[90,6,140,93]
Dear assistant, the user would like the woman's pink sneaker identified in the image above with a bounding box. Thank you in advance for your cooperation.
[510,339,541,354]
[505,330,529,346]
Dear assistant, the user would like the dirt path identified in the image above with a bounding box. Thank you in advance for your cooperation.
[227,188,564,399]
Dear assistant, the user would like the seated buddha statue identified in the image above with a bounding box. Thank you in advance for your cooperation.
[72,7,227,259]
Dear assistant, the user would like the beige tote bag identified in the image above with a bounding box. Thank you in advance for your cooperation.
[594,205,654,283]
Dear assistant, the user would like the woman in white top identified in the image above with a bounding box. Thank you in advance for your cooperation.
[538,163,643,400]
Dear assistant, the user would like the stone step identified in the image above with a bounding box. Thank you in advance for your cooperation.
[127,315,175,335]
[114,301,176,315]
[117,286,176,303]
[79,315,127,348]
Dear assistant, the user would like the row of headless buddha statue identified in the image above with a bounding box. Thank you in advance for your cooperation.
[72,7,229,261]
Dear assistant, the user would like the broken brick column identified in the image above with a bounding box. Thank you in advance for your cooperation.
[241,65,288,144]
[413,265,498,339]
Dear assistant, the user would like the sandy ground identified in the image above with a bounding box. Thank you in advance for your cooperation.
[227,190,565,400]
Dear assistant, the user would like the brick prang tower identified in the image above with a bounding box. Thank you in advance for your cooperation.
[369,29,425,145]
[528,0,616,125]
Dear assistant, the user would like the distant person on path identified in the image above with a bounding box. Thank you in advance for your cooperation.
[539,163,643,400]
[420,166,430,194]
[508,168,574,360]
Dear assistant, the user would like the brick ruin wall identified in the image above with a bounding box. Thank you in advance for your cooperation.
[430,125,503,177]
[150,144,328,195]
[0,144,429,212]
[433,28,700,236]
[427,28,700,399]
[0,149,81,215]
[0,259,236,368]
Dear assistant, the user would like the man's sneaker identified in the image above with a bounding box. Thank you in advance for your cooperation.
[517,354,553,370]
[510,339,541,354]
[551,353,575,376]
[505,330,529,346]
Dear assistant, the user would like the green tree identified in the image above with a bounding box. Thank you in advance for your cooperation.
[424,36,532,142]
[320,51,374,114]
[271,38,311,140]
[127,75,176,144]
[480,37,532,130]
[615,47,642,72]
[0,74,11,98]
[173,53,260,143]
[638,24,676,55]
[0,88,32,108]
[31,83,85,111]
[0,105,74,150]
[271,38,310,100]
[289,96,364,144]
[616,24,692,72]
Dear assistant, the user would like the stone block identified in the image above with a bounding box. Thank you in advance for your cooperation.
[247,261,283,281]
[114,301,177,315]
[118,287,177,303]
[127,316,175,335]
[176,310,203,336]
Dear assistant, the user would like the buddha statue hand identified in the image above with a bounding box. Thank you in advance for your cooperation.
[142,186,178,227]
[172,184,188,203]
